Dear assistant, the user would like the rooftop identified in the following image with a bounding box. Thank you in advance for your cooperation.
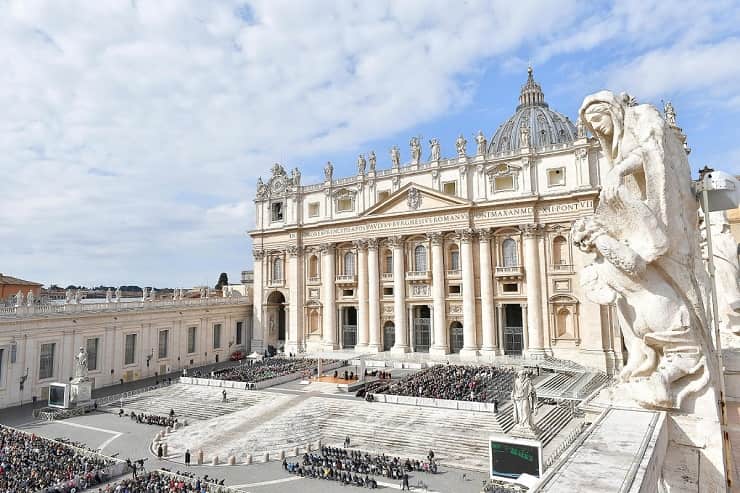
[0,274,42,287]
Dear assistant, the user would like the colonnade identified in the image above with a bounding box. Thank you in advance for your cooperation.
[255,225,547,357]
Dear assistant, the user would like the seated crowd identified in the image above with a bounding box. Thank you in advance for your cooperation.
[369,364,516,404]
[212,357,325,384]
[283,446,437,488]
[0,425,114,493]
[99,470,226,493]
[129,412,177,428]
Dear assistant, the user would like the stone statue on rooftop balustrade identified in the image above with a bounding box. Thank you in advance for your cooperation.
[391,146,400,168]
[142,287,148,301]
[292,167,301,187]
[115,287,121,302]
[572,90,714,410]
[357,154,366,175]
[455,134,467,157]
[65,289,73,304]
[15,290,23,307]
[475,130,487,156]
[410,137,421,164]
[26,290,34,307]
[324,161,333,182]
[105,288,112,303]
[75,290,82,304]
[368,151,376,172]
[429,138,440,161]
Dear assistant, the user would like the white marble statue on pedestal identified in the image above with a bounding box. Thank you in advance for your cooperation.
[429,138,441,161]
[142,287,148,301]
[357,154,366,175]
[15,290,23,307]
[65,289,73,304]
[475,130,487,156]
[700,209,740,336]
[75,289,82,304]
[410,137,421,163]
[115,287,121,302]
[105,288,112,303]
[573,91,715,410]
[455,134,467,157]
[390,146,400,169]
[368,151,376,173]
[73,346,89,382]
[511,369,539,437]
[26,290,34,307]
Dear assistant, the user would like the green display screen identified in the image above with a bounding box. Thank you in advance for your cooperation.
[490,440,540,479]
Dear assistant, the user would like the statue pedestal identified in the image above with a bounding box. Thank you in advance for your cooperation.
[509,424,540,440]
[70,379,92,406]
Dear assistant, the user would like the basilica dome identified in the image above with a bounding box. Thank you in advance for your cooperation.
[488,67,577,153]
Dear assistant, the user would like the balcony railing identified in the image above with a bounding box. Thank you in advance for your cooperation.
[335,274,357,284]
[307,276,321,285]
[405,270,431,281]
[446,269,462,279]
[241,270,254,284]
[495,265,524,277]
[550,263,573,272]
[381,273,393,281]
[268,279,285,287]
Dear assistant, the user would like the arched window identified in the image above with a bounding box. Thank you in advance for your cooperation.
[449,245,460,271]
[556,308,571,338]
[309,255,319,278]
[272,257,283,281]
[502,238,518,267]
[309,310,320,333]
[552,236,567,266]
[344,251,355,276]
[414,245,427,271]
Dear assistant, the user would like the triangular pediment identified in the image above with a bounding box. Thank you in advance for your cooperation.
[362,182,471,217]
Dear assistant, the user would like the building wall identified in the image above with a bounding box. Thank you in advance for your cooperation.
[0,283,42,301]
[0,299,252,409]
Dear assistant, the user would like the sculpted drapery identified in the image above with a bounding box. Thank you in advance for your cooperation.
[572,91,714,410]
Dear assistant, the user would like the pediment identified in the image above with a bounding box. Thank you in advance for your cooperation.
[362,182,471,217]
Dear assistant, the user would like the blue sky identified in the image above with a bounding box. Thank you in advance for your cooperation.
[2,0,739,288]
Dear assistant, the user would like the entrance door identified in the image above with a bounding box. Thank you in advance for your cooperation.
[504,304,523,355]
[383,321,395,351]
[449,322,464,353]
[342,307,357,349]
[278,307,286,342]
[413,305,431,352]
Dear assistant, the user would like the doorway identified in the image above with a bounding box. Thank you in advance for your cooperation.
[266,291,287,346]
[449,321,464,353]
[383,321,395,351]
[342,306,358,349]
[503,304,523,355]
[413,305,431,352]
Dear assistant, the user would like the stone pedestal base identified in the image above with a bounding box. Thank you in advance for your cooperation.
[459,348,479,360]
[509,424,541,440]
[429,346,449,358]
[390,345,410,355]
[70,380,92,406]
[363,344,382,353]
[524,348,547,359]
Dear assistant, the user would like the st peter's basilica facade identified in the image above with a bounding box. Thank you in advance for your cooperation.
[249,69,624,372]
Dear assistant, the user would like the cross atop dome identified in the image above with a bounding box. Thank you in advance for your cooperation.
[517,66,548,110]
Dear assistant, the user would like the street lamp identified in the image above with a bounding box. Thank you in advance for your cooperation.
[696,166,739,491]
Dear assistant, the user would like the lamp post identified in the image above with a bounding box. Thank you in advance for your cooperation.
[696,166,739,492]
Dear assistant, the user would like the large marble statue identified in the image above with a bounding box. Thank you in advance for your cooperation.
[75,289,82,304]
[357,154,366,175]
[391,146,401,168]
[573,90,714,410]
[324,161,333,182]
[15,290,23,307]
[475,130,487,156]
[142,287,148,301]
[105,288,112,303]
[26,290,34,307]
[65,289,73,304]
[701,210,740,335]
[429,138,441,161]
[455,134,467,157]
[511,369,538,435]
[291,167,301,187]
[519,122,530,148]
[410,137,421,163]
[256,177,268,199]
[368,151,376,172]
[115,287,121,302]
[74,346,88,381]
[664,100,677,127]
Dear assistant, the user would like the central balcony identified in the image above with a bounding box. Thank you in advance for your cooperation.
[405,270,431,281]
[381,272,393,281]
[307,276,321,285]
[446,269,462,280]
[335,274,357,285]
[495,265,524,279]
[268,279,285,288]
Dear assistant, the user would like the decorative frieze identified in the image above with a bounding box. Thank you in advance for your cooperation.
[412,284,430,297]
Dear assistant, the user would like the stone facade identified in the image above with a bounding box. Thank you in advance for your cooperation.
[249,70,625,371]
[0,297,251,408]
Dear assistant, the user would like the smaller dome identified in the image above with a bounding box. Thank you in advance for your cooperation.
[488,67,577,154]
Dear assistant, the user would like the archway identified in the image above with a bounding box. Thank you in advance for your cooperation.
[383,321,395,351]
[266,291,287,345]
[449,321,464,353]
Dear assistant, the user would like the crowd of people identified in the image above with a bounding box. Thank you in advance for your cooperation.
[212,357,324,384]
[283,446,437,489]
[129,411,177,428]
[0,425,114,493]
[370,364,516,404]
[97,470,228,493]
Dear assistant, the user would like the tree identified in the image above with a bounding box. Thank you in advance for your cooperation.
[215,272,229,290]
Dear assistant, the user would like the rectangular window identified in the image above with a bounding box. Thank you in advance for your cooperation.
[271,202,284,222]
[383,287,394,296]
[337,197,353,212]
[493,175,515,192]
[449,285,462,296]
[124,334,137,365]
[86,338,99,371]
[188,327,197,353]
[377,190,391,201]
[384,254,393,274]
[342,289,354,297]
[450,250,460,271]
[213,324,222,349]
[443,181,457,195]
[547,168,565,187]
[39,343,55,380]
[236,322,243,345]
[158,330,169,359]
[308,202,320,217]
[502,283,518,293]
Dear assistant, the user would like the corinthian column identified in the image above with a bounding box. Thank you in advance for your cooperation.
[522,224,545,357]
[459,229,478,358]
[428,232,448,356]
[355,240,369,351]
[252,249,265,352]
[321,243,337,350]
[478,230,496,355]
[389,236,409,353]
[286,245,303,353]
[367,239,381,352]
